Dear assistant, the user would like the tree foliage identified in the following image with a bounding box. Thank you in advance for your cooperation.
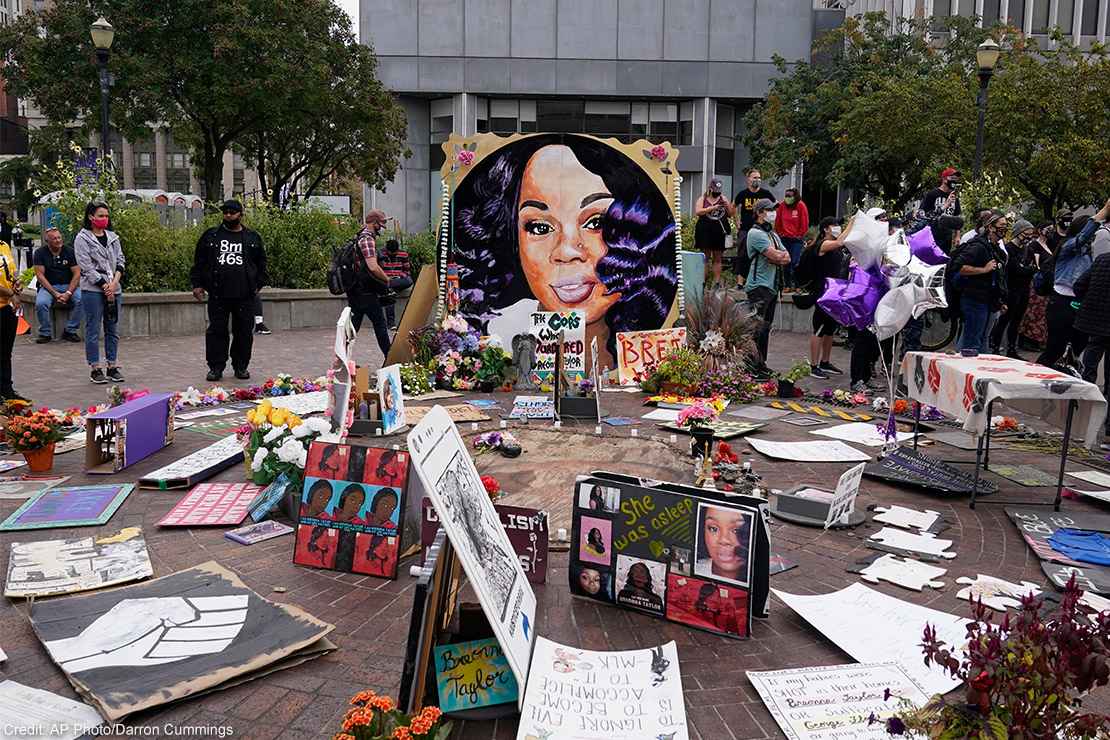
[744,12,1110,216]
[0,0,406,203]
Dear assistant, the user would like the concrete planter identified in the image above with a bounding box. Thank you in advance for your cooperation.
[20,288,411,338]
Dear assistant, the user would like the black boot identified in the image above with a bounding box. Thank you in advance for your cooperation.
[1005,345,1022,359]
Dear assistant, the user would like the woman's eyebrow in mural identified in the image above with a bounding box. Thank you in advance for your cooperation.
[520,199,548,211]
[580,192,613,208]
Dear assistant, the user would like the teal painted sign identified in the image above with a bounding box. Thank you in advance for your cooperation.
[433,637,518,712]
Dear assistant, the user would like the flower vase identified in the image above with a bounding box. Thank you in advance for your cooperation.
[688,426,715,458]
[23,443,56,473]
[479,380,496,393]
[777,379,795,398]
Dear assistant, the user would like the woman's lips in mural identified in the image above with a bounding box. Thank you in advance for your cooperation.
[550,278,597,305]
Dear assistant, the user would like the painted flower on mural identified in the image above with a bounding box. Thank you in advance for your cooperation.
[457,149,475,166]
[650,144,667,160]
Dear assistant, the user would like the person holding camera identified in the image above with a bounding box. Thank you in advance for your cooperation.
[951,210,1009,355]
[191,200,268,381]
[348,210,393,357]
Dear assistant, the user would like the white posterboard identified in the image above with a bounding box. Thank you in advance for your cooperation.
[408,406,537,702]
[516,636,688,740]
[810,422,915,448]
[510,395,555,420]
[530,310,586,384]
[0,680,104,740]
[747,662,930,739]
[748,438,871,463]
[824,462,866,529]
[260,390,331,416]
[326,307,357,434]
[774,583,968,696]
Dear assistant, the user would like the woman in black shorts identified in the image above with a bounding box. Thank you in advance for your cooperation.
[806,217,847,379]
[694,178,735,289]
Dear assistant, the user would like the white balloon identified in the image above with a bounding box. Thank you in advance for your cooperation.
[872,259,948,341]
[884,229,911,268]
[843,210,890,272]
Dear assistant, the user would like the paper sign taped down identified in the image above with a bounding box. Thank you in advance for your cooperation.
[615,327,687,386]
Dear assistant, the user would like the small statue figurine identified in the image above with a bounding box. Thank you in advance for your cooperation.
[512,333,539,390]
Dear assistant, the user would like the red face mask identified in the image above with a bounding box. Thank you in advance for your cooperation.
[90,216,109,230]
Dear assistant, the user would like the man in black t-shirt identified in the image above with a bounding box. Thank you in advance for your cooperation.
[191,200,268,381]
[732,169,775,286]
[32,227,82,343]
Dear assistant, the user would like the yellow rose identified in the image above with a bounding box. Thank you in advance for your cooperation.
[258,400,273,414]
[287,414,303,428]
[270,409,287,427]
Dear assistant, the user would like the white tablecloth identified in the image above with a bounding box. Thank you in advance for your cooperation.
[901,352,1107,449]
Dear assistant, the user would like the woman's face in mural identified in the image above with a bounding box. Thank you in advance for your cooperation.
[517,145,622,323]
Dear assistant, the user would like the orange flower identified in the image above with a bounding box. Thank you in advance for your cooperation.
[350,690,377,705]
[333,734,355,740]
[419,707,442,723]
[369,695,395,712]
[410,716,433,735]
[392,728,411,740]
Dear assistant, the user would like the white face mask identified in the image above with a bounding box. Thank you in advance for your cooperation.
[764,211,776,224]
[830,226,842,237]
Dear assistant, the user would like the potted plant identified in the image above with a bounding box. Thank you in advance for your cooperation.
[4,411,67,472]
[676,400,720,457]
[640,346,704,396]
[877,574,1110,738]
[777,359,811,398]
[475,345,510,393]
[335,690,451,740]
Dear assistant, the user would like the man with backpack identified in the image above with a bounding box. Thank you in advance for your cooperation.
[347,210,393,358]
[191,200,267,381]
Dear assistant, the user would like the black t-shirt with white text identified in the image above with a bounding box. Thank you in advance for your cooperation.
[921,188,961,219]
[33,246,78,287]
[733,187,775,231]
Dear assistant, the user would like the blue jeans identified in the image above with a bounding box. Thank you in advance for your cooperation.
[84,291,121,366]
[958,298,991,354]
[781,236,804,287]
[35,285,82,337]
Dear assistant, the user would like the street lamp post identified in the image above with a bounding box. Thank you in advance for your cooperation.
[973,38,1000,182]
[90,17,115,167]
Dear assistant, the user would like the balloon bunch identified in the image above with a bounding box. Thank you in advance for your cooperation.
[816,211,951,449]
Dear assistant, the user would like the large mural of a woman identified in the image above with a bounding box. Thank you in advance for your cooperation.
[443,133,680,370]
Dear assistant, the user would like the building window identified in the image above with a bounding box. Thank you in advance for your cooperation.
[430,98,454,171]
[1006,0,1026,26]
[648,103,677,144]
[713,105,734,176]
[1080,0,1098,34]
[982,0,1001,25]
[1031,0,1050,32]
[584,101,630,140]
[536,100,584,133]
[631,103,648,138]
[490,99,519,134]
[137,152,153,168]
[1057,0,1075,31]
[679,102,694,146]
[168,153,188,170]
[958,0,975,14]
[475,98,489,133]
[520,100,537,133]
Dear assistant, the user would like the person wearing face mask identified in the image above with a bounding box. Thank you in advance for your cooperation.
[694,178,735,289]
[951,210,1009,355]
[1048,211,1072,253]
[1036,198,1110,370]
[744,199,792,377]
[732,169,774,288]
[74,201,126,384]
[989,218,1037,358]
[774,188,809,291]
[190,200,268,381]
[800,217,846,379]
[347,210,393,358]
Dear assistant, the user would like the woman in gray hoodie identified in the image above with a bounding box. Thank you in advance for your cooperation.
[73,201,125,384]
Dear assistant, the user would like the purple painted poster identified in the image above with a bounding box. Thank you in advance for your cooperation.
[0,484,135,531]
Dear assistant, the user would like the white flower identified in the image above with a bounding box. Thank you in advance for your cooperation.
[179,387,203,406]
[292,423,312,439]
[263,425,287,444]
[275,436,306,465]
[301,417,332,435]
[699,330,726,355]
[251,447,268,472]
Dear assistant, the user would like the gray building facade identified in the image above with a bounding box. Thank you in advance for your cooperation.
[359,0,821,231]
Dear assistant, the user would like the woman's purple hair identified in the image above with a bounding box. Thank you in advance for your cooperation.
[449,134,677,358]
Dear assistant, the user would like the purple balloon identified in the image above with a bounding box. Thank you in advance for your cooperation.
[908,226,949,265]
[816,265,888,330]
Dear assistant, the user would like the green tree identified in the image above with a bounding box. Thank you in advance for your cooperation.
[236,32,408,206]
[744,12,989,210]
[0,0,404,202]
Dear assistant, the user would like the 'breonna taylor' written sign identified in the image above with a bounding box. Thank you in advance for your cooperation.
[615,328,687,386]
[530,311,586,384]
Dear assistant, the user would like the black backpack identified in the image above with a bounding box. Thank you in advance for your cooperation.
[327,237,370,296]
[1033,251,1056,297]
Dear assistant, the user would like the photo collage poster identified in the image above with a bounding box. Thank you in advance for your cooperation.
[570,473,762,639]
[293,440,409,579]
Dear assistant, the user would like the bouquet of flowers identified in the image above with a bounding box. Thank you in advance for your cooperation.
[3,411,67,452]
[399,363,433,396]
[335,690,450,740]
[239,400,333,486]
[431,317,484,391]
[676,400,719,429]
[481,475,502,501]
[175,375,325,410]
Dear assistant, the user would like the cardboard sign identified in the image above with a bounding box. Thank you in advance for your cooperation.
[5,527,153,598]
[433,637,519,712]
[378,364,407,434]
[327,308,357,435]
[0,475,69,500]
[747,663,930,740]
[615,327,687,386]
[421,499,549,584]
[295,442,410,580]
[515,637,688,740]
[85,393,175,474]
[824,462,865,529]
[569,472,769,639]
[30,561,334,722]
[157,482,263,527]
[509,395,554,420]
[408,406,537,702]
[530,310,586,384]
[0,484,134,531]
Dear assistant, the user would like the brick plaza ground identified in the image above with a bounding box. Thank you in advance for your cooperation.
[4,325,1110,739]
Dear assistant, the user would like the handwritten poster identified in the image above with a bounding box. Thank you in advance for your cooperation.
[615,328,687,386]
[748,438,871,463]
[824,462,866,529]
[434,637,519,712]
[747,663,930,739]
[530,310,586,384]
[422,499,549,583]
[510,395,555,420]
[515,637,688,740]
[773,583,968,696]
[157,482,264,527]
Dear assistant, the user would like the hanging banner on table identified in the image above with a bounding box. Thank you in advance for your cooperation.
[516,636,688,740]
[530,310,586,385]
[747,662,930,740]
[615,327,687,386]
